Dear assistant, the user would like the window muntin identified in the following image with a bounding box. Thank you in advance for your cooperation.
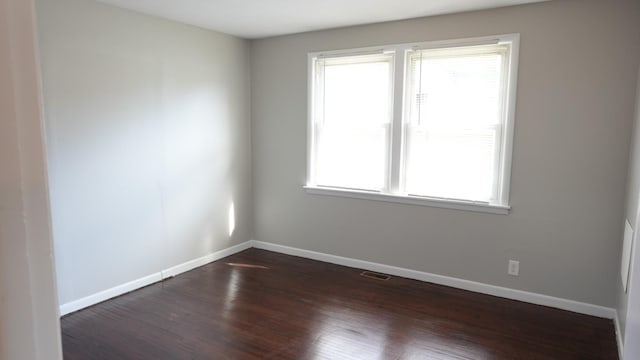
[307,35,518,212]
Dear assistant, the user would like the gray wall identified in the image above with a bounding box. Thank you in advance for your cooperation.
[36,0,252,305]
[1,0,62,358]
[251,0,640,307]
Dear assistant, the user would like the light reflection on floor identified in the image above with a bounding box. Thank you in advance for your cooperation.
[222,267,240,316]
[306,304,494,359]
[309,306,389,360]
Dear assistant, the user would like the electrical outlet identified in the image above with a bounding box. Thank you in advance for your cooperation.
[508,260,520,276]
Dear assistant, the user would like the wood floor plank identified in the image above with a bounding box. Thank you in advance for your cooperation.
[61,249,618,359]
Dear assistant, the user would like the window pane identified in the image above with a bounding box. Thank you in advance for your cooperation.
[316,124,388,190]
[409,48,505,128]
[405,126,497,201]
[323,60,391,127]
[313,54,392,190]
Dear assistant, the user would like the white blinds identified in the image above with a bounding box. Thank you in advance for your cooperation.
[404,44,509,202]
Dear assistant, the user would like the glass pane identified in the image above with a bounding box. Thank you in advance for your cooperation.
[323,60,391,127]
[405,127,497,202]
[316,124,388,190]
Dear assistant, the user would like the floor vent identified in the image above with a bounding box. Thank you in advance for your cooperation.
[360,271,391,281]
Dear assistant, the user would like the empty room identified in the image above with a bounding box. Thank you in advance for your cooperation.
[3,0,640,359]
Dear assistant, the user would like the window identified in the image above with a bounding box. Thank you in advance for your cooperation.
[306,35,519,214]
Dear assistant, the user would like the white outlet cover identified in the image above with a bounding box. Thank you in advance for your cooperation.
[508,260,519,276]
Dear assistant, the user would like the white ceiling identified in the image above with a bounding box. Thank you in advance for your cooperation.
[97,0,547,39]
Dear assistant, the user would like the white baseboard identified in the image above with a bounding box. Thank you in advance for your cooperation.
[615,311,624,359]
[251,240,617,319]
[59,272,162,316]
[59,241,253,316]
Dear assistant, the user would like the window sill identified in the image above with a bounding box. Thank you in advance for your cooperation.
[303,186,510,215]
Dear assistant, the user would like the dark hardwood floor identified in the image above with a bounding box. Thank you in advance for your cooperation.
[61,248,618,359]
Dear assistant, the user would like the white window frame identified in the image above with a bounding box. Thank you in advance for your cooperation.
[305,34,520,215]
